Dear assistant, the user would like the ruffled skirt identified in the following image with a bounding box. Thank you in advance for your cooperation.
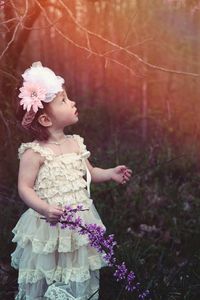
[11,204,107,300]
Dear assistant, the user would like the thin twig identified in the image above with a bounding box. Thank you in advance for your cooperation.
[116,283,126,300]
[0,17,18,26]
[133,154,187,178]
[92,153,189,198]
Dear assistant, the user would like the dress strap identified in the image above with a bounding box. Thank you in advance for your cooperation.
[82,159,92,198]
[73,134,91,158]
[18,142,53,161]
[73,135,91,198]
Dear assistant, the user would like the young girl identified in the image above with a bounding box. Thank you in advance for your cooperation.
[11,62,132,300]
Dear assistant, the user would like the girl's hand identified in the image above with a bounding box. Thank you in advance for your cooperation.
[111,165,132,184]
[44,205,64,224]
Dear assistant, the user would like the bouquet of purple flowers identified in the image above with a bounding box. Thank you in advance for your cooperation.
[53,204,150,300]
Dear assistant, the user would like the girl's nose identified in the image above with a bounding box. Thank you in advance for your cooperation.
[71,100,76,106]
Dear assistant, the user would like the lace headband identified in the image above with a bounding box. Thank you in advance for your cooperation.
[18,61,64,128]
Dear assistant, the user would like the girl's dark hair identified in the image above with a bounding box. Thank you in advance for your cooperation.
[16,101,50,141]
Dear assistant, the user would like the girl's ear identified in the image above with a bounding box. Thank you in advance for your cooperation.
[37,113,52,127]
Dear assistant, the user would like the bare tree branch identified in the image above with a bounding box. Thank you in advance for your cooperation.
[0,110,14,159]
[0,0,29,60]
[0,0,50,64]
[57,0,199,77]
[1,1,198,77]
[0,17,18,26]
[20,16,63,31]
[34,0,141,76]
[0,68,18,81]
[0,22,20,60]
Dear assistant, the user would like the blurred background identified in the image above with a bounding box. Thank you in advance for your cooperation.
[0,0,200,299]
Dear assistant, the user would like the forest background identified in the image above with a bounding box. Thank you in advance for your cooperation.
[0,0,200,299]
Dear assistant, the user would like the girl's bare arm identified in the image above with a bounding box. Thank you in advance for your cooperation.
[85,159,132,184]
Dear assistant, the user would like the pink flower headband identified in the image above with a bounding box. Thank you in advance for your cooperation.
[18,61,64,128]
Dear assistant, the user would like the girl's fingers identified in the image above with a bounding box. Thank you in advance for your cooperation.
[123,171,132,178]
[122,173,132,183]
[55,208,64,214]
[123,175,130,181]
[56,207,64,212]
[124,169,132,174]
[53,212,63,217]
[120,166,127,172]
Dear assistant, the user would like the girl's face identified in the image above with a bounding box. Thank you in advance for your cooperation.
[46,89,78,128]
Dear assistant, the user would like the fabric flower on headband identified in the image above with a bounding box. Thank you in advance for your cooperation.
[19,82,46,113]
[18,61,65,128]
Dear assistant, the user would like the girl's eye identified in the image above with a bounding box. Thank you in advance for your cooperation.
[62,98,66,103]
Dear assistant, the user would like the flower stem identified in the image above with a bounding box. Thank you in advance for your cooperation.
[87,288,100,300]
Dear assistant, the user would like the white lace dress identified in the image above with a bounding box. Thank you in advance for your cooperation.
[11,134,107,300]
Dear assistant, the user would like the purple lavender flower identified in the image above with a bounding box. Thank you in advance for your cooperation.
[139,290,150,299]
[77,204,83,210]
[114,262,128,281]
[125,270,136,291]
